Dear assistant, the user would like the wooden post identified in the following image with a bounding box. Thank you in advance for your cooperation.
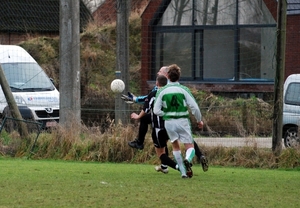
[272,0,287,156]
[59,0,81,129]
[115,0,130,125]
[0,65,29,138]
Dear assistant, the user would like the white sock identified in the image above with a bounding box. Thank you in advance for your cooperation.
[185,148,195,162]
[173,150,186,176]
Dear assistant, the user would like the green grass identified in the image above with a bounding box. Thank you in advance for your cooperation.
[0,158,299,207]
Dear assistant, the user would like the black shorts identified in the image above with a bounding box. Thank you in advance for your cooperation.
[151,128,169,148]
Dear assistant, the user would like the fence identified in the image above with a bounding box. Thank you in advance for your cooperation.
[0,0,300,150]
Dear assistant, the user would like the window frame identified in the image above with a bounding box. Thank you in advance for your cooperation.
[150,0,277,83]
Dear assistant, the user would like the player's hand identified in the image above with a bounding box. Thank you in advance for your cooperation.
[121,92,136,104]
[197,121,204,129]
[131,113,139,120]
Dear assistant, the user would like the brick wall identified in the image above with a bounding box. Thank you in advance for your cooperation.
[0,33,27,45]
[140,0,164,94]
[285,15,300,79]
[0,32,57,45]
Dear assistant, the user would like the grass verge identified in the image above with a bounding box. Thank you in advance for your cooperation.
[0,158,299,207]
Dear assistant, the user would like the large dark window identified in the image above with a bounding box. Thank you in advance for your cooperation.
[152,0,276,82]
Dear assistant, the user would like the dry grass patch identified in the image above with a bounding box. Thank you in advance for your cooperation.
[1,124,299,170]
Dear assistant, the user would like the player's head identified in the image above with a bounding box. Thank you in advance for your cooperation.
[156,75,168,88]
[167,64,181,82]
[157,66,169,78]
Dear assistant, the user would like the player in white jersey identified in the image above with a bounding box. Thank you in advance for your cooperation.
[154,64,204,178]
[123,66,208,172]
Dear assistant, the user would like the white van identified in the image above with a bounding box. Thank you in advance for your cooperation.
[282,74,300,147]
[0,45,59,128]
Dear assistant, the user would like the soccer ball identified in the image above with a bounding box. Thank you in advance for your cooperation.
[110,79,125,93]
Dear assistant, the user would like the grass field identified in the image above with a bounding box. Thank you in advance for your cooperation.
[0,157,299,208]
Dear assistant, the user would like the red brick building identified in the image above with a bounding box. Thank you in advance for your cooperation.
[139,0,300,97]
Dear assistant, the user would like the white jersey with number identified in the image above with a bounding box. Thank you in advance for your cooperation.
[153,81,202,143]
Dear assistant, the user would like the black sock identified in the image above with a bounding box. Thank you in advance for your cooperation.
[160,164,168,170]
[160,154,177,170]
[194,141,203,160]
[165,146,169,156]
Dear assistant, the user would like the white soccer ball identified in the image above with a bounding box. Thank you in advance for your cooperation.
[110,79,125,93]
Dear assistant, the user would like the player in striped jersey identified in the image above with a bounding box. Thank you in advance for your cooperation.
[130,75,179,173]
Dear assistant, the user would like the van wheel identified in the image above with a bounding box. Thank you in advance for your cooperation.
[284,127,300,148]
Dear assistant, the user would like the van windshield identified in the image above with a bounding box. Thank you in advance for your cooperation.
[1,63,55,92]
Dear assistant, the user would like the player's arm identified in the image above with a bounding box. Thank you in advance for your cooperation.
[153,91,164,117]
[183,90,203,129]
[121,86,158,104]
[131,110,146,120]
[135,95,148,104]
[131,93,152,120]
[121,92,146,104]
[184,89,203,125]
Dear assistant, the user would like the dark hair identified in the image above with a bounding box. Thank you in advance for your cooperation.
[157,75,168,87]
[167,64,181,82]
